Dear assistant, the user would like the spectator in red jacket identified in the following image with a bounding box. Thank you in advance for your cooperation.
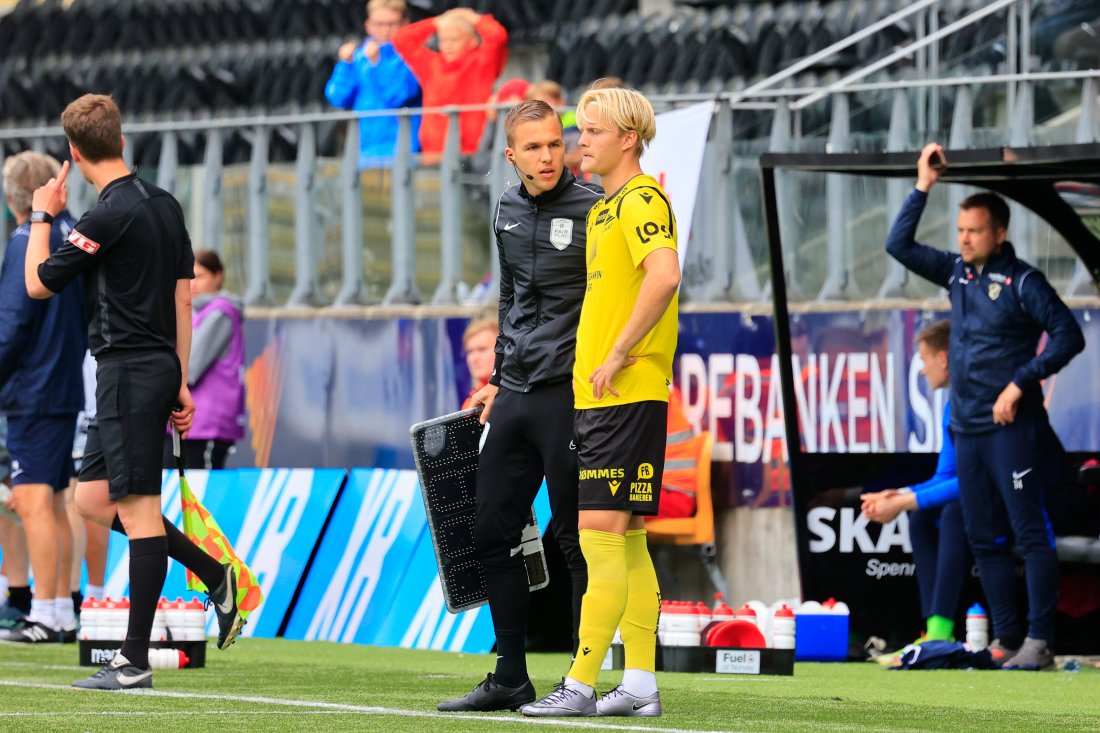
[393,7,508,162]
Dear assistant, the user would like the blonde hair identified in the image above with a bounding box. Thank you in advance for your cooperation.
[436,10,475,37]
[588,76,624,90]
[2,151,62,215]
[366,0,405,16]
[525,80,565,103]
[463,317,497,348]
[576,87,656,155]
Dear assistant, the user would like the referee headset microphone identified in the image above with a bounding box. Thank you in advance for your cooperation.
[508,152,535,181]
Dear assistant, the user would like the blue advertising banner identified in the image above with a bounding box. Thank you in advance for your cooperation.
[674,307,1100,506]
[230,307,1099,510]
[233,316,460,471]
[103,468,346,638]
[284,468,552,653]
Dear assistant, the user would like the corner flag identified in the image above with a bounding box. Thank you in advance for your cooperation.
[174,431,264,618]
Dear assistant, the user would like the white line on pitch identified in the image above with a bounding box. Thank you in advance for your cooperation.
[0,679,742,733]
[0,661,88,672]
[0,711,432,717]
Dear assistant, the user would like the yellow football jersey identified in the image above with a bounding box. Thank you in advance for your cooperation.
[573,174,679,409]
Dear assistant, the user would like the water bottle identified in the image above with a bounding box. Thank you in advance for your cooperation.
[965,604,989,651]
[1063,659,1081,674]
[102,597,127,641]
[772,604,796,650]
[165,597,187,639]
[78,597,102,641]
[666,602,698,646]
[734,603,758,627]
[148,648,190,670]
[182,597,208,641]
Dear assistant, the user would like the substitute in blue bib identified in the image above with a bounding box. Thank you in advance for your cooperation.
[862,320,970,649]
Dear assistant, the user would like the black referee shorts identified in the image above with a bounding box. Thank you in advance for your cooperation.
[80,349,181,501]
[574,400,666,516]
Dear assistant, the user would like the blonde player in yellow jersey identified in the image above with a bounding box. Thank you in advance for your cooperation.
[522,84,680,719]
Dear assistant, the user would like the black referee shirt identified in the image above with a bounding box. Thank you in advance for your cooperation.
[38,174,194,357]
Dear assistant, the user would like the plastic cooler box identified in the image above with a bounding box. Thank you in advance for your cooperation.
[794,612,848,661]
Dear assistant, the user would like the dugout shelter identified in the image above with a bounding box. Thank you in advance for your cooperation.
[761,143,1100,654]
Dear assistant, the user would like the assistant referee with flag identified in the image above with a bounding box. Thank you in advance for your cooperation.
[24,94,243,690]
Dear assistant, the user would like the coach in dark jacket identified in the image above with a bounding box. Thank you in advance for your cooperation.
[0,151,85,642]
[886,142,1085,671]
[438,100,602,713]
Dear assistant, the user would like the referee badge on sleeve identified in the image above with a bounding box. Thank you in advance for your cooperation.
[550,218,573,250]
[68,229,101,255]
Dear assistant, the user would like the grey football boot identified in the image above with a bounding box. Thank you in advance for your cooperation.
[520,679,596,717]
[595,684,662,717]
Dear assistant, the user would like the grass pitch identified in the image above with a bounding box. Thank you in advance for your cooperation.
[1,639,1098,732]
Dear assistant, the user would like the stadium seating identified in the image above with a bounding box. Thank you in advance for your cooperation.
[1,0,1093,161]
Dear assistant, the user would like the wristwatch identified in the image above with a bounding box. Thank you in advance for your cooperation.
[29,210,54,224]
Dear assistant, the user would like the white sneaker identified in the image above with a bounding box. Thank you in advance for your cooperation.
[596,684,662,717]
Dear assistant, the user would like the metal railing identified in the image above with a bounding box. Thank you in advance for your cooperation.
[1,0,1097,305]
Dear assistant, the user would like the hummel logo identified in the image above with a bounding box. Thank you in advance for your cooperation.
[582,647,591,655]
[503,221,521,231]
[1012,467,1033,490]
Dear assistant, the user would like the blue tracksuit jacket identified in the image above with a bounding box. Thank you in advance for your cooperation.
[886,188,1085,435]
[324,41,422,167]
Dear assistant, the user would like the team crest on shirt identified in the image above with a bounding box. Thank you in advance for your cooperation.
[988,282,1002,301]
[550,218,572,250]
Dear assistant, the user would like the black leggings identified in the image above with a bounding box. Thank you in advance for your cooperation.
[473,382,587,646]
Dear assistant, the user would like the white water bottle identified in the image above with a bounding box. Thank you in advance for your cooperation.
[148,648,190,669]
[965,604,989,650]
[772,604,796,650]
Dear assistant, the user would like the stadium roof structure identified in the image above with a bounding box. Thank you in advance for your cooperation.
[760,143,1100,622]
[761,142,1100,291]
[762,141,1100,459]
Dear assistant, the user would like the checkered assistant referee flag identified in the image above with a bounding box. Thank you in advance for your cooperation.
[174,431,264,618]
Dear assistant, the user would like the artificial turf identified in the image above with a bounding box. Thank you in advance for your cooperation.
[1,638,1097,732]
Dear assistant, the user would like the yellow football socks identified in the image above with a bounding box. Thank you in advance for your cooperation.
[567,529,627,686]
[621,528,660,674]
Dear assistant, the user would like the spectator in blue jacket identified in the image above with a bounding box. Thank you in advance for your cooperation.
[862,320,969,645]
[325,0,422,167]
[885,143,1086,670]
[0,151,86,643]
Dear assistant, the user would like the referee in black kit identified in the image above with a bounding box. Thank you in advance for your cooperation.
[24,94,243,690]
[438,100,602,712]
